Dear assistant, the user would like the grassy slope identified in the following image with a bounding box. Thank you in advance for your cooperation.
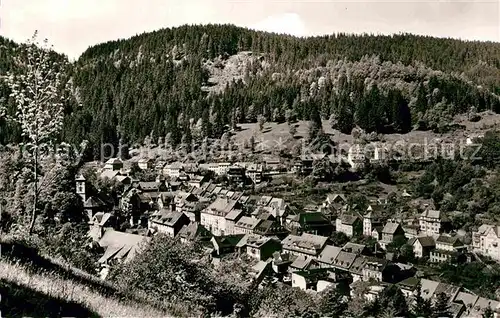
[0,239,168,317]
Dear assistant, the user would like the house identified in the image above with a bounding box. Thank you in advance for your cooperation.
[430,235,467,263]
[289,255,320,272]
[349,255,368,282]
[363,211,386,237]
[200,197,242,236]
[331,251,357,271]
[461,296,500,318]
[286,212,333,236]
[323,193,348,209]
[211,234,245,256]
[88,212,115,241]
[227,166,246,183]
[419,209,450,235]
[363,285,386,302]
[163,162,183,178]
[267,197,289,224]
[104,158,123,171]
[370,226,384,241]
[291,268,348,292]
[271,252,295,274]
[187,175,208,188]
[318,245,343,268]
[293,156,314,175]
[138,158,155,170]
[174,191,198,208]
[218,162,232,175]
[246,164,263,184]
[409,236,436,258]
[362,257,391,282]
[84,196,107,220]
[264,157,282,173]
[282,233,329,258]
[148,210,191,237]
[97,229,151,273]
[100,169,120,181]
[253,220,289,239]
[397,276,420,298]
[403,224,420,239]
[235,234,282,261]
[177,222,212,244]
[225,209,245,236]
[234,216,262,235]
[342,242,370,256]
[115,175,131,186]
[137,181,167,193]
[347,144,365,171]
[336,214,362,237]
[379,222,405,249]
[249,259,273,286]
[472,224,500,262]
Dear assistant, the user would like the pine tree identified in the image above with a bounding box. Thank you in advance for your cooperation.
[257,115,266,131]
[318,286,347,317]
[412,281,433,318]
[432,293,451,318]
[390,89,412,133]
[416,82,428,114]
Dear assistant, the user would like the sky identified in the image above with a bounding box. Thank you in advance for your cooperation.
[1,0,499,60]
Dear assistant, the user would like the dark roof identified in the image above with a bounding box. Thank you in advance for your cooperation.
[342,242,366,254]
[397,276,420,289]
[349,255,367,275]
[340,214,360,225]
[414,236,436,247]
[138,181,161,191]
[364,257,389,272]
[436,235,461,246]
[84,196,106,208]
[178,222,212,240]
[282,233,328,255]
[212,235,245,248]
[318,245,342,265]
[382,222,402,235]
[254,220,288,235]
[299,212,330,225]
[333,251,357,269]
[150,211,187,227]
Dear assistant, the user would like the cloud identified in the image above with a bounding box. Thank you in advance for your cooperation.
[250,13,307,36]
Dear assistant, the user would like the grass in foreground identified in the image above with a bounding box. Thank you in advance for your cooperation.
[0,261,168,317]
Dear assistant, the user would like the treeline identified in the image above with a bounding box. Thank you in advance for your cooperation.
[1,25,500,158]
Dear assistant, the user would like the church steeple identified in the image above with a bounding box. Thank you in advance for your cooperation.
[76,174,87,202]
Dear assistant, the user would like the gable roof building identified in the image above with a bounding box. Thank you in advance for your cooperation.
[282,233,329,258]
[318,245,342,268]
[97,229,151,265]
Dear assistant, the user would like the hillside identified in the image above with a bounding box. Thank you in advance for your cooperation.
[2,24,500,157]
[0,238,167,317]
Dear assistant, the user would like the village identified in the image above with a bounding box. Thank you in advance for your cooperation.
[75,143,500,318]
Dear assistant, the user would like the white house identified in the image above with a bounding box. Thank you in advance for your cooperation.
[163,162,183,178]
[419,209,448,235]
[138,158,155,170]
[200,197,242,236]
[104,158,123,171]
[473,224,500,262]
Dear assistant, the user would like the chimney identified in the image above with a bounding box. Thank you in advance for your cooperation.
[171,202,176,212]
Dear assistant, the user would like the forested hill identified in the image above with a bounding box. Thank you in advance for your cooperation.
[3,24,500,157]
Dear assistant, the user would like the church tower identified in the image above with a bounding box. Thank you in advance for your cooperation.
[75,174,87,203]
[363,212,372,237]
